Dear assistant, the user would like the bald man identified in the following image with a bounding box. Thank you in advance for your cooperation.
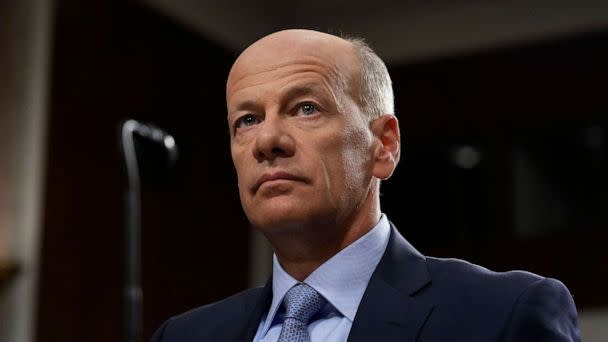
[151,30,580,342]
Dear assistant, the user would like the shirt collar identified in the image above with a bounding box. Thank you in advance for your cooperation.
[260,214,391,337]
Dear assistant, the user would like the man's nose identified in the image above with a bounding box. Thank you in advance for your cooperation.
[252,116,295,162]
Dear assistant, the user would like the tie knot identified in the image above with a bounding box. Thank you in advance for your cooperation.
[282,283,327,324]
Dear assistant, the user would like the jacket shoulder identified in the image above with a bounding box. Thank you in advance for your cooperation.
[419,257,579,340]
[151,287,265,342]
[175,286,264,320]
[425,256,544,294]
[423,256,553,307]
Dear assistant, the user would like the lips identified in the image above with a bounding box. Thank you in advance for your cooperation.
[253,171,304,193]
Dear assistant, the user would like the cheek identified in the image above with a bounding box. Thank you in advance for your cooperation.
[231,148,250,196]
[315,125,373,196]
[341,127,374,188]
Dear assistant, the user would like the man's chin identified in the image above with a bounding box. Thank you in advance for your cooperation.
[249,211,310,233]
[243,192,338,230]
[246,205,332,234]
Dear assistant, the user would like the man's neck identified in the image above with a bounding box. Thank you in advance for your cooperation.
[266,197,381,281]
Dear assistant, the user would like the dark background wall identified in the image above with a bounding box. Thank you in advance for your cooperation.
[36,0,607,341]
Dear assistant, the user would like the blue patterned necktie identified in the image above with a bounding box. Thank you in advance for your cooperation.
[277,283,327,342]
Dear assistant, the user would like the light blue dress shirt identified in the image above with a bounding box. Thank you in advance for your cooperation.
[253,214,391,342]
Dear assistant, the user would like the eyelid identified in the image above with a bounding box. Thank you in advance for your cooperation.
[229,112,243,126]
[233,113,258,133]
[293,100,323,114]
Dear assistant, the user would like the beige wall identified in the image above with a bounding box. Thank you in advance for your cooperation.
[0,1,52,341]
[580,309,608,342]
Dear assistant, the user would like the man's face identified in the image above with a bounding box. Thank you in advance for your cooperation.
[226,31,376,232]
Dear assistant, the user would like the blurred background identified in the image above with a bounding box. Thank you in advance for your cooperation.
[0,0,606,341]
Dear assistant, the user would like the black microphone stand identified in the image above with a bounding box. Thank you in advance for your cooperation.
[120,119,177,342]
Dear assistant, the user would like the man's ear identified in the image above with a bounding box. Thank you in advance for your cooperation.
[370,114,401,180]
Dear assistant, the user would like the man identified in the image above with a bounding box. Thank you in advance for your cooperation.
[151,29,580,341]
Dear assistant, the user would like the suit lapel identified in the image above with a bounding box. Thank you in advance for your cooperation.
[348,224,434,342]
[239,279,273,342]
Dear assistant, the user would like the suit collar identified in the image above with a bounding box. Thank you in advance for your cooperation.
[240,279,273,342]
[377,223,432,296]
[348,223,434,342]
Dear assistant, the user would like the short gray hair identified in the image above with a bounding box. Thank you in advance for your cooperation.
[346,37,394,119]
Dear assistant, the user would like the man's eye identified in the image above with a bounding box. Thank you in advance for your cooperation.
[236,115,259,129]
[298,103,319,116]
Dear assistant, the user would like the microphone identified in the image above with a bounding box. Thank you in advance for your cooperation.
[123,119,178,163]
[120,119,178,342]
[122,119,178,167]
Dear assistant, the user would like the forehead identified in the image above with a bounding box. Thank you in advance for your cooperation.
[226,32,359,107]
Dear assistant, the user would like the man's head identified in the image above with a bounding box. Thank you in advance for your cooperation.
[226,29,400,236]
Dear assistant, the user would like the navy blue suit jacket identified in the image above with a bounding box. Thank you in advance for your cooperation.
[151,224,580,341]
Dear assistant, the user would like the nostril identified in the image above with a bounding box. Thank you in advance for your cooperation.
[253,132,295,161]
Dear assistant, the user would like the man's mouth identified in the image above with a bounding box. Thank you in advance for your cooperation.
[253,171,304,193]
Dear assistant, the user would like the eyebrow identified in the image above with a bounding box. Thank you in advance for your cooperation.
[231,100,262,114]
[282,84,321,101]
[229,83,330,117]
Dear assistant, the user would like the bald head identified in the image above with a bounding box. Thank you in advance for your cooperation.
[227,29,393,120]
[228,30,355,82]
